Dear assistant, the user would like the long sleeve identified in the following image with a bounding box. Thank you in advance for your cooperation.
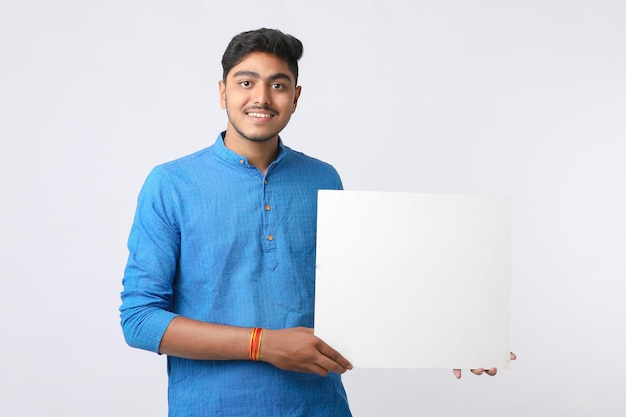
[120,167,181,353]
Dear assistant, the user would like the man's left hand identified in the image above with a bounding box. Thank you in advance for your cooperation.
[453,352,517,379]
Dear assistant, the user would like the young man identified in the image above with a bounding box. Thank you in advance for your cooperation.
[120,29,353,416]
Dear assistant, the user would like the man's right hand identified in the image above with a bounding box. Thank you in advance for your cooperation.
[260,327,353,377]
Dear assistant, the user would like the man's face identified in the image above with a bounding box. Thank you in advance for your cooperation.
[220,51,301,144]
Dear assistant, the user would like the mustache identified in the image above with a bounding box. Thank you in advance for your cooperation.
[244,105,278,114]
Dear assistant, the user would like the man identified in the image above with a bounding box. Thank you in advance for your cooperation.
[120,28,353,416]
[120,28,514,416]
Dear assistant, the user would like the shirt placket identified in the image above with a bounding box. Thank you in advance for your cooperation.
[262,176,277,270]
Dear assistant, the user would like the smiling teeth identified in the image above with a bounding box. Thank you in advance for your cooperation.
[248,113,271,118]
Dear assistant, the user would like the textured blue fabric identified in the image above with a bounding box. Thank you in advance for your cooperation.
[120,133,351,416]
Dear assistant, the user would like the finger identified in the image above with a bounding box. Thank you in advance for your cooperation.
[317,351,351,374]
[306,362,332,377]
[510,352,517,361]
[470,368,484,375]
[317,343,353,371]
[485,367,498,376]
[453,369,462,379]
[315,343,351,374]
[317,355,350,375]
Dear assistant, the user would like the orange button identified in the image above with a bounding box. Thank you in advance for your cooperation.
[267,234,274,241]
[264,204,271,211]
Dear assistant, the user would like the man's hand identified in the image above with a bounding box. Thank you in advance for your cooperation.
[453,352,517,379]
[260,327,353,377]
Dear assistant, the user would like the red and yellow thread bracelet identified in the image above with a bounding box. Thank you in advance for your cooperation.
[255,328,264,361]
[248,328,257,360]
[249,327,263,361]
[249,327,264,361]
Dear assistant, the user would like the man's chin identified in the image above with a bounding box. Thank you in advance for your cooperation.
[236,128,279,143]
[243,135,276,143]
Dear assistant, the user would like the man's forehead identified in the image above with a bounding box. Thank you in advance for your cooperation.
[227,52,295,81]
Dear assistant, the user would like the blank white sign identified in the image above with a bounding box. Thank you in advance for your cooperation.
[314,190,512,369]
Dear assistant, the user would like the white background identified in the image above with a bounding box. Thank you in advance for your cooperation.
[1,1,624,416]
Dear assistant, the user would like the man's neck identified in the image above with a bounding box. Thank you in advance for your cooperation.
[222,130,279,175]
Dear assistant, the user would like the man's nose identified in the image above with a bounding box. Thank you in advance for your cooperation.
[254,85,271,105]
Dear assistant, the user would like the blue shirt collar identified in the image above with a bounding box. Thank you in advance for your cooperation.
[213,131,286,167]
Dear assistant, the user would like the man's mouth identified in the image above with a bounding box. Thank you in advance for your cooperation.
[247,112,273,118]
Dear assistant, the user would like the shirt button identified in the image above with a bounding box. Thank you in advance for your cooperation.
[267,234,274,241]
[239,159,245,164]
[265,204,271,211]
[264,179,268,184]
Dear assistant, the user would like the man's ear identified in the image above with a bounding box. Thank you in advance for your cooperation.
[292,85,302,113]
[219,80,226,109]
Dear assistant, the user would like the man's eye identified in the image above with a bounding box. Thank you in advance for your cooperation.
[240,81,251,87]
[271,83,283,89]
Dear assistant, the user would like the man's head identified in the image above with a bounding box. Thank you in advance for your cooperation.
[219,29,303,147]
[222,28,303,84]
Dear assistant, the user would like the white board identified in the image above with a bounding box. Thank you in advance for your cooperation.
[314,190,512,369]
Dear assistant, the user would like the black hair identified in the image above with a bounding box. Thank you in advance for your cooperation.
[221,28,303,83]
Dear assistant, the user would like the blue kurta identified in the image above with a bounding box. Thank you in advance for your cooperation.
[120,133,351,416]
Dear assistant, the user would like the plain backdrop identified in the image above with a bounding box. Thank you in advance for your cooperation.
[1,1,624,416]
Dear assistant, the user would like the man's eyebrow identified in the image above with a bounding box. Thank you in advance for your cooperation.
[232,70,260,79]
[267,73,293,83]
[231,70,293,84]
